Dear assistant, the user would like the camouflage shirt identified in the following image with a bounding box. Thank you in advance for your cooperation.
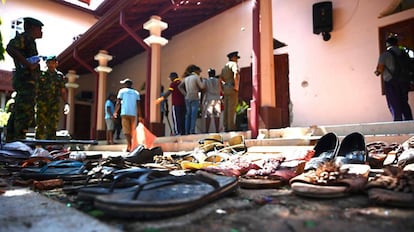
[37,70,66,104]
[7,32,40,78]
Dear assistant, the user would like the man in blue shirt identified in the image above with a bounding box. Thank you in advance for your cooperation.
[114,78,142,151]
[105,93,116,144]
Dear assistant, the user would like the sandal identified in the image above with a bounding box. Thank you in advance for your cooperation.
[366,166,414,207]
[217,135,247,155]
[198,134,225,153]
[94,171,238,219]
[19,160,87,181]
[290,161,370,198]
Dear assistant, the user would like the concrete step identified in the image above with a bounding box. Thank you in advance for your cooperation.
[87,121,414,152]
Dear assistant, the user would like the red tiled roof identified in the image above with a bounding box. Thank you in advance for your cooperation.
[0,70,13,92]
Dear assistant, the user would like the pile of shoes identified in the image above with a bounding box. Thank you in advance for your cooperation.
[0,141,239,219]
[288,132,414,209]
[2,132,414,220]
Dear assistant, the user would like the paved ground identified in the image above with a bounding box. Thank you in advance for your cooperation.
[4,185,413,232]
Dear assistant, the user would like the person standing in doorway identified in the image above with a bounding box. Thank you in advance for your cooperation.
[105,93,116,145]
[202,68,222,133]
[178,65,205,134]
[35,56,69,140]
[156,72,186,135]
[6,17,44,141]
[220,51,240,132]
[114,78,142,152]
[375,34,413,121]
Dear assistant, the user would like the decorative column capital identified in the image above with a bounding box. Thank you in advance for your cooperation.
[144,35,168,46]
[143,15,169,46]
[143,15,168,36]
[94,66,112,73]
[94,50,113,66]
[65,70,79,88]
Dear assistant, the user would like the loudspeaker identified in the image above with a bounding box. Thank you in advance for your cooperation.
[313,1,333,35]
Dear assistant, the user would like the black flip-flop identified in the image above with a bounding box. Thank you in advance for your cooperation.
[94,171,238,219]
[76,167,170,201]
[19,160,87,181]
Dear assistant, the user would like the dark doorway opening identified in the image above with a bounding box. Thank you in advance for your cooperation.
[378,17,414,93]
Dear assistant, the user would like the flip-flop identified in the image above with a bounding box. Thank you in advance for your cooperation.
[94,171,238,219]
[19,160,87,181]
[76,167,170,201]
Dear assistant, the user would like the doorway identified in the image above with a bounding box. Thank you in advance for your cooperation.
[74,103,92,139]
[274,53,290,127]
[238,53,291,129]
[378,17,414,93]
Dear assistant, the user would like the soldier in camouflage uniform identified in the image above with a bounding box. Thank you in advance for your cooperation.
[35,56,68,140]
[6,17,43,141]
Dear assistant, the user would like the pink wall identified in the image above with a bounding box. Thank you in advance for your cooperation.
[272,0,414,126]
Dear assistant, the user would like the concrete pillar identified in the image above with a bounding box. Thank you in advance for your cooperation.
[259,0,280,129]
[260,0,275,107]
[144,15,168,136]
[94,50,113,140]
[65,70,79,135]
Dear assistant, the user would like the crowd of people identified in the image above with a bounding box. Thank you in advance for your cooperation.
[157,51,248,136]
[5,16,246,144]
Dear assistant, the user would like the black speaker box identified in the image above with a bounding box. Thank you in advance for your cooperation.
[313,1,333,34]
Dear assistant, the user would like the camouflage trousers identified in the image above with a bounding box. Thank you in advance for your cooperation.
[35,100,60,140]
[6,78,36,142]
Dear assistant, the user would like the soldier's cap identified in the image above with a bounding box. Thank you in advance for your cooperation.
[120,78,133,84]
[227,51,240,59]
[24,17,44,27]
[45,56,57,62]
[169,72,178,78]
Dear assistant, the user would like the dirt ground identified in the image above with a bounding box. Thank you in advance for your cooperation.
[41,184,414,232]
[3,142,414,232]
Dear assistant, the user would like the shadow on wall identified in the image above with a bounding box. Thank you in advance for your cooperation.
[379,0,414,18]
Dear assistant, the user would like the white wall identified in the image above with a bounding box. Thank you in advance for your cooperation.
[0,0,97,71]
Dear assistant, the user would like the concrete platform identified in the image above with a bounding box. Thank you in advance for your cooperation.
[88,121,414,152]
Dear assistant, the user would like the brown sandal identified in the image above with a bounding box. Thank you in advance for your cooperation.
[366,166,414,207]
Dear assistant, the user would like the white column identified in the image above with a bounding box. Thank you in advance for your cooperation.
[65,70,79,135]
[144,15,168,123]
[94,50,113,133]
